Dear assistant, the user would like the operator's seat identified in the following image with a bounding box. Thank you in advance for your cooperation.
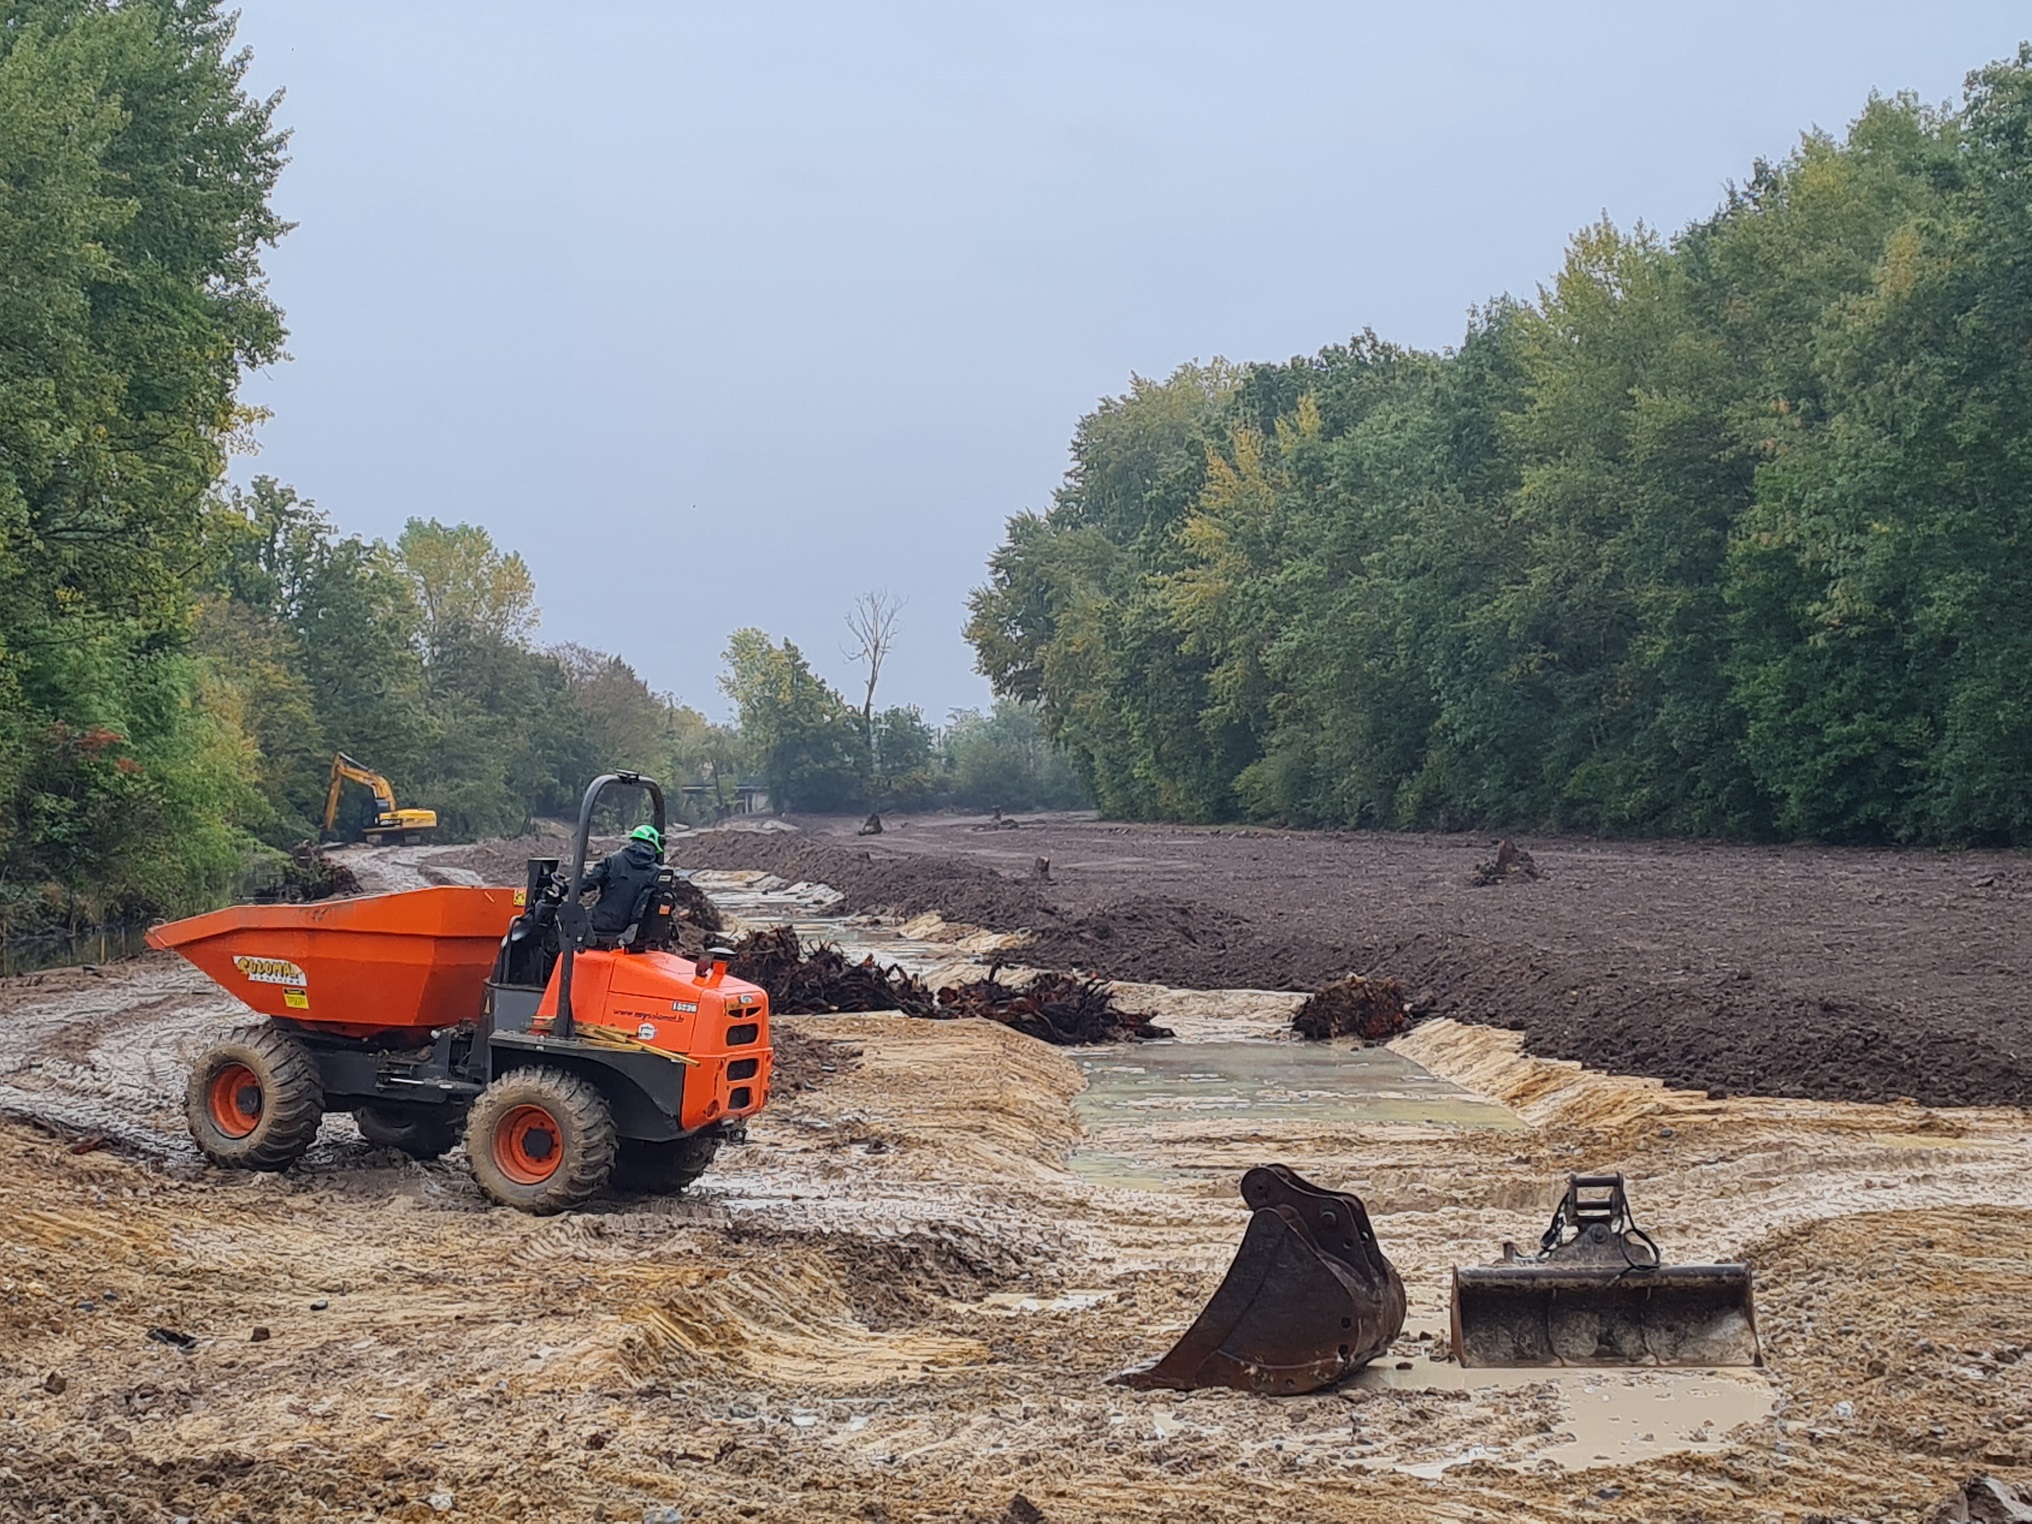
[636,873,681,949]
[599,870,681,954]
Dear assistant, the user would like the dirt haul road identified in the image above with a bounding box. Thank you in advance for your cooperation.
[0,836,2027,1522]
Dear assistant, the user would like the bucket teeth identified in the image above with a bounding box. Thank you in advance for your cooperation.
[1114,1165,1405,1395]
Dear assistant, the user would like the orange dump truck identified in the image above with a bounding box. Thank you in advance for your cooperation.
[148,773,771,1213]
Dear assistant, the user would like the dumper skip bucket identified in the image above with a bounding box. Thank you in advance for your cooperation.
[1450,1174,1761,1369]
[148,886,522,1041]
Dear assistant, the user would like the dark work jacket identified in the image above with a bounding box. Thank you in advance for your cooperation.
[582,840,661,933]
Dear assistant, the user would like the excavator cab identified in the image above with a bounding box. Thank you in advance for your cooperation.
[322,753,437,845]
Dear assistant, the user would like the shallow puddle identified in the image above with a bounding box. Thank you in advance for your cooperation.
[1070,1040,1521,1192]
[1066,1151,1196,1190]
[1074,1040,1523,1132]
[1355,1357,1775,1473]
[976,1290,1114,1314]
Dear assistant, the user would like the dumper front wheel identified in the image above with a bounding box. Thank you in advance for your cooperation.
[612,1133,721,1196]
[185,1025,325,1171]
[466,1068,615,1213]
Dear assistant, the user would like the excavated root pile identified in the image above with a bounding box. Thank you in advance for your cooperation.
[1472,838,1541,886]
[672,876,726,933]
[270,842,362,902]
[936,966,1173,1045]
[722,926,1167,1044]
[1291,974,1410,1041]
[724,926,942,1016]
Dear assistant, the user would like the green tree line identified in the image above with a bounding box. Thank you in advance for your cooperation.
[1,0,288,922]
[0,0,1087,931]
[968,51,2032,845]
[717,626,1086,816]
[199,479,730,849]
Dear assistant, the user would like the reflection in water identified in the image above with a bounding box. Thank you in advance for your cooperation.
[1074,1039,1524,1132]
[1070,1039,1523,1191]
[0,922,151,977]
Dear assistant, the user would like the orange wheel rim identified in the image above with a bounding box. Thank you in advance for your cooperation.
[494,1104,563,1184]
[207,1063,263,1138]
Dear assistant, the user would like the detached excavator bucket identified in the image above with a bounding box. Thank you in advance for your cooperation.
[1450,1174,1761,1368]
[1115,1165,1405,1395]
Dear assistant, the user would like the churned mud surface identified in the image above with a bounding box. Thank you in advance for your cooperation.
[3,833,2030,1521]
[4,1000,2031,1522]
[678,814,2032,1108]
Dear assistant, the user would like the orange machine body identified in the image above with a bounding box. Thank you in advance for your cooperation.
[533,950,773,1131]
[148,887,773,1134]
[147,887,522,1041]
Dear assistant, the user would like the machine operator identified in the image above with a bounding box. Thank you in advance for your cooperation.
[581,824,664,936]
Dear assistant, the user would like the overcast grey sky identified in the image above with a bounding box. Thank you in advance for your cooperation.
[230,3,2028,722]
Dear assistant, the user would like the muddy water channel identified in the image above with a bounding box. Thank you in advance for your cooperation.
[1075,1040,1521,1134]
[1070,1039,1520,1190]
[692,866,1780,1476]
[1066,1040,1775,1471]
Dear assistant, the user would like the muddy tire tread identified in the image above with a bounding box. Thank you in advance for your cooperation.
[185,1024,324,1171]
[465,1066,615,1213]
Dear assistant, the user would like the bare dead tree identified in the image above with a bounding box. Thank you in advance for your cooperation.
[844,590,905,743]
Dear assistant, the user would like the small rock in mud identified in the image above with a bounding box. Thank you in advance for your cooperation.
[1933,1473,2032,1523]
[42,1371,66,1395]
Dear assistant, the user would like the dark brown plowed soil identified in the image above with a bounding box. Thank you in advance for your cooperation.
[426,827,578,886]
[676,816,2032,1111]
[678,829,1059,930]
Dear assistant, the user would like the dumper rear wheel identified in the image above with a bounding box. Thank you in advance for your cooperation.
[185,1025,324,1171]
[612,1133,720,1196]
[466,1067,615,1213]
[355,1104,461,1160]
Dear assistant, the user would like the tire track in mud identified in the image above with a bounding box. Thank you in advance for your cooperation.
[0,842,479,1155]
[338,842,482,893]
[0,959,242,1153]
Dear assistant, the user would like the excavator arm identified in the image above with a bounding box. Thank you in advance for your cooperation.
[324,754,436,844]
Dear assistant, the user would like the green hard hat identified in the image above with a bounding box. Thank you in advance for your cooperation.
[630,824,663,852]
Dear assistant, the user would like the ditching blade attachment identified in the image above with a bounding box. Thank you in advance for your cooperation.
[1114,1164,1405,1395]
[1449,1173,1761,1368]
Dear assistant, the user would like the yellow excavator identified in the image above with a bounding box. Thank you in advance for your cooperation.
[322,754,438,846]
